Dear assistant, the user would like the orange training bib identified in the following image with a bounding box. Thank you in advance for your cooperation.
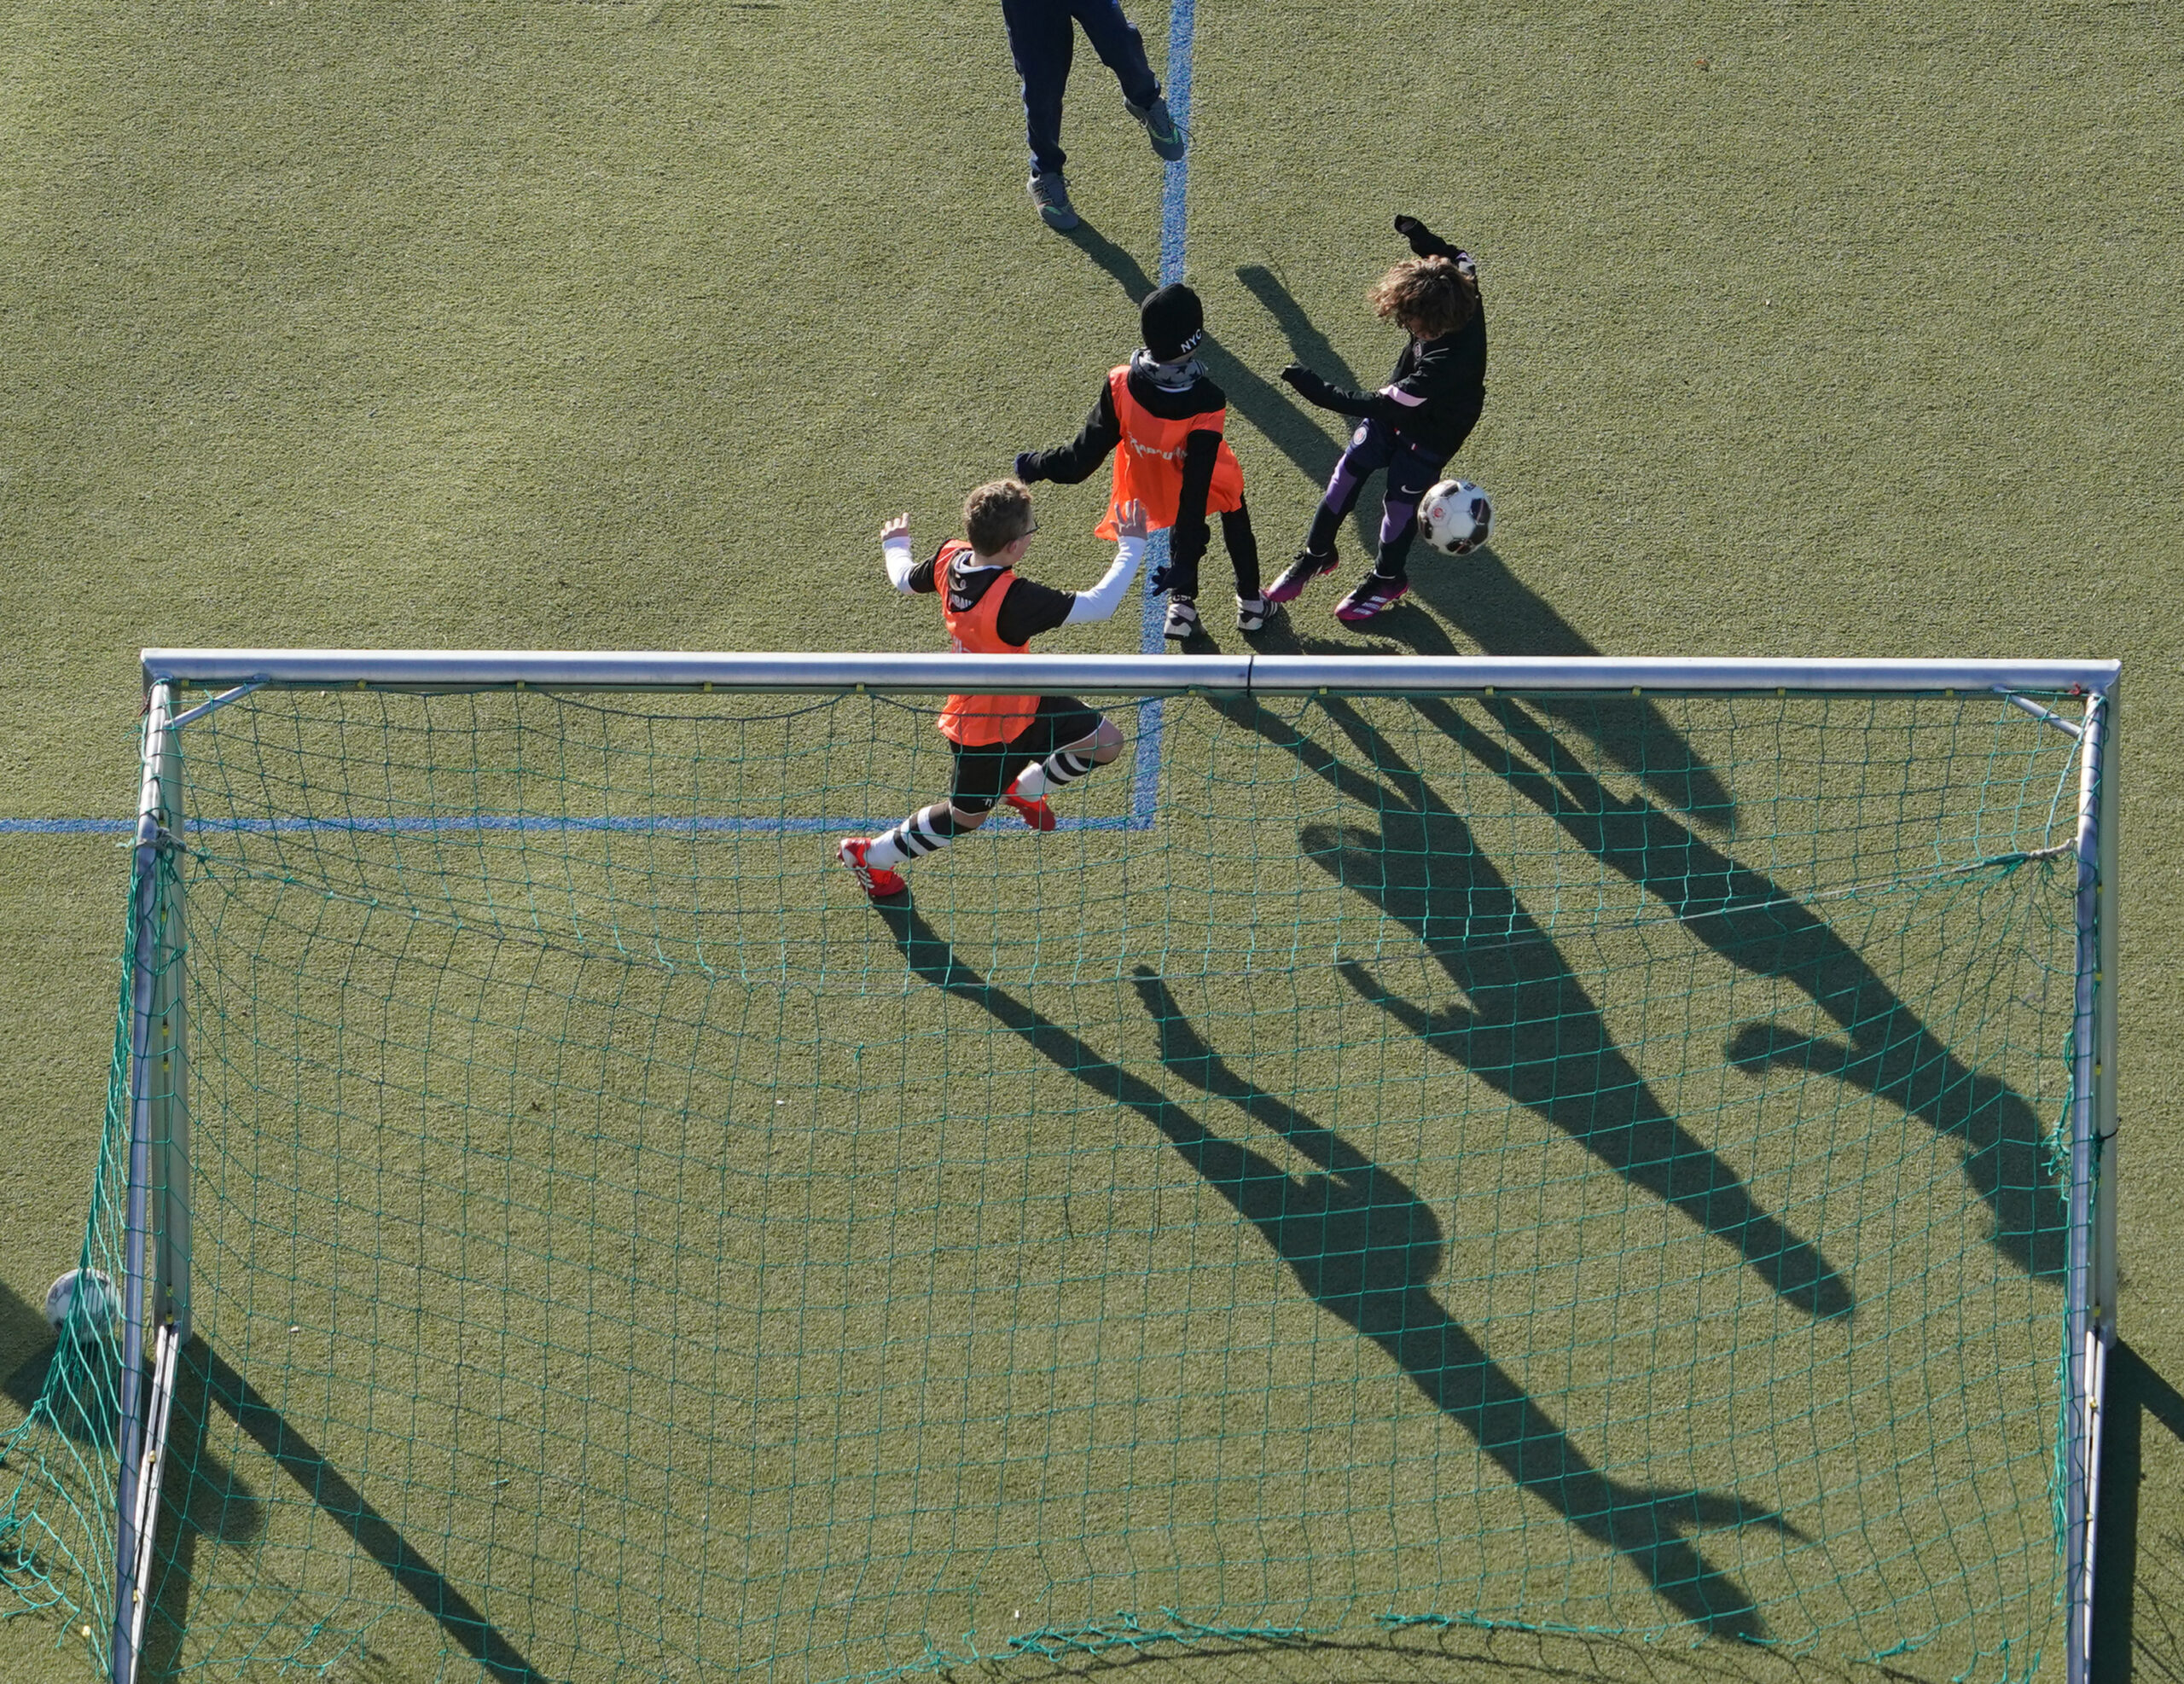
[934,540,1041,746]
[1095,365,1245,539]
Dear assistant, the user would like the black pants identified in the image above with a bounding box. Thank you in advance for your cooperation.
[947,695,1104,813]
[1305,415,1475,581]
[1002,0,1162,179]
[1162,500,1263,601]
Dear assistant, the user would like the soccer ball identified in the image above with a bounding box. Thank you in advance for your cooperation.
[44,1268,121,1343]
[1419,479,1493,555]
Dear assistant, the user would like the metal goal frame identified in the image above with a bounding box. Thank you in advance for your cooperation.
[111,647,2119,1684]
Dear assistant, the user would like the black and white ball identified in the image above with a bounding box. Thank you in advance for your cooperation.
[44,1268,120,1342]
[1419,479,1493,555]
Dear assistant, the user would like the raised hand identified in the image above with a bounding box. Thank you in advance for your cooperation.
[1393,212,1437,254]
[880,512,912,544]
[1112,498,1150,542]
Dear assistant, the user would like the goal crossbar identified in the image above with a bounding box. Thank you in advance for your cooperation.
[142,647,2119,699]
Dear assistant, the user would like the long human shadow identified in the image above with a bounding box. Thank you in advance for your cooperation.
[1198,693,1848,1318]
[197,1343,545,1682]
[1427,695,2069,1277]
[2092,1338,2184,1683]
[871,898,1790,1636]
[1403,559,1733,825]
[1232,264,1733,824]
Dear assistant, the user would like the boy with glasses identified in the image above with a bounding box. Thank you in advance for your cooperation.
[838,480,1150,900]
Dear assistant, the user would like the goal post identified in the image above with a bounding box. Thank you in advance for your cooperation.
[111,677,189,1684]
[3,647,2119,1684]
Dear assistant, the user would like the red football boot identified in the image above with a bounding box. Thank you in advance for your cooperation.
[837,837,909,900]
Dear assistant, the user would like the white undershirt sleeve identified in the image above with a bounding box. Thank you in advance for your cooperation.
[1062,535,1147,625]
[882,534,918,595]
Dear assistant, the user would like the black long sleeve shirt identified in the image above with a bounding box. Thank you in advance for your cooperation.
[1294,226,1487,456]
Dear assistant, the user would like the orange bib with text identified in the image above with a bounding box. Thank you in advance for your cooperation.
[1095,365,1245,539]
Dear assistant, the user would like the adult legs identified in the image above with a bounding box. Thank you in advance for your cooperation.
[1065,0,1161,110]
[1002,0,1077,178]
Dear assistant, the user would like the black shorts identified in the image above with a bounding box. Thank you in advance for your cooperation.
[948,694,1104,813]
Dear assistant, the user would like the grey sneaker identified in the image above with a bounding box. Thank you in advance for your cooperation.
[1124,94,1187,162]
[1235,593,1269,632]
[1028,171,1079,230]
[1163,595,1200,641]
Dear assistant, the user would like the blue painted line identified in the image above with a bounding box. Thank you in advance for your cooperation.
[5,3,1207,847]
[1158,0,1195,289]
[1126,0,1197,832]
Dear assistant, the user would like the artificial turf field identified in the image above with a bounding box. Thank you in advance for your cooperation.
[1,2,2181,1680]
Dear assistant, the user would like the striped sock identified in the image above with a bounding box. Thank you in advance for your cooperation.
[865,803,962,869]
[1041,747,1099,790]
[1012,748,1096,800]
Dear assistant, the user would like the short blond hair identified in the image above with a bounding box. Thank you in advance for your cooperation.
[1368,255,1478,339]
[964,479,1035,555]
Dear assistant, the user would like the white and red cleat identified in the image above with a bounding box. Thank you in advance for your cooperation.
[838,837,908,900]
[1005,793,1058,832]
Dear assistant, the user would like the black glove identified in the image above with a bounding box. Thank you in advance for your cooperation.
[1393,213,1434,254]
[1013,450,1045,484]
[1281,363,1334,407]
[1147,559,1174,597]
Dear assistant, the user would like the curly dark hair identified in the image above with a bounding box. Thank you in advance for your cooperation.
[963,479,1035,555]
[1368,255,1478,339]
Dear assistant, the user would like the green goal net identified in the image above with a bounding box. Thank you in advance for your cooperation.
[0,654,2111,1684]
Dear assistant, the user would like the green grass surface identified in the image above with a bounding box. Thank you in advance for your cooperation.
[2,1,2181,1679]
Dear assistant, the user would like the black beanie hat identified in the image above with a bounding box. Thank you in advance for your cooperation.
[1140,282,1205,363]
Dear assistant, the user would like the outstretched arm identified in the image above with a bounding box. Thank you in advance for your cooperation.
[1393,212,1474,275]
[1062,500,1151,624]
[880,512,924,594]
[1280,363,1377,416]
[1016,381,1123,485]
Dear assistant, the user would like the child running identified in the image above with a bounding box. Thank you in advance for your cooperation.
[838,480,1150,900]
[1268,213,1486,624]
[1014,282,1265,641]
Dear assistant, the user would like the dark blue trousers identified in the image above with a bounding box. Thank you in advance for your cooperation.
[1002,0,1162,178]
[1306,418,1455,583]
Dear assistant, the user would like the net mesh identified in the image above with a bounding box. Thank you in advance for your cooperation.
[2,681,2088,1682]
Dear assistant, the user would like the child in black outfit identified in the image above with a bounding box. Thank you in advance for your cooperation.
[1014,282,1266,640]
[1268,214,1486,624]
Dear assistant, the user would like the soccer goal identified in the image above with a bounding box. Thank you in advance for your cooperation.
[1,647,2116,1684]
